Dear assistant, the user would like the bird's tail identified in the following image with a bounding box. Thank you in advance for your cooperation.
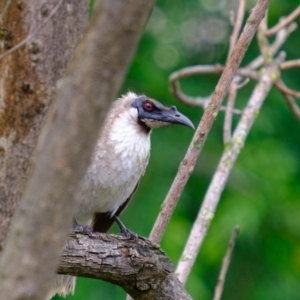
[47,275,76,299]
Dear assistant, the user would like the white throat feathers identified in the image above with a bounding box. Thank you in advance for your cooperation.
[74,93,151,224]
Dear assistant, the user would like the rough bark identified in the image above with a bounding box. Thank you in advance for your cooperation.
[0,0,155,299]
[58,233,192,300]
[0,0,89,252]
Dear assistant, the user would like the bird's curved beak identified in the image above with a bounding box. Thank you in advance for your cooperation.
[161,106,195,129]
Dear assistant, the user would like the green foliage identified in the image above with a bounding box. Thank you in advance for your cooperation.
[55,0,300,299]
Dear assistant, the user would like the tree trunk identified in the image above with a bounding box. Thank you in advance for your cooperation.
[0,0,155,299]
[0,0,89,252]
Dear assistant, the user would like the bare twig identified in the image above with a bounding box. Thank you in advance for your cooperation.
[176,56,280,284]
[280,91,300,122]
[265,6,300,37]
[275,80,300,99]
[280,59,300,70]
[248,23,297,70]
[236,78,249,89]
[213,226,240,300]
[257,16,271,63]
[0,0,63,60]
[0,0,12,23]
[223,84,238,143]
[170,65,259,80]
[227,0,245,60]
[224,0,246,144]
[170,65,259,87]
[149,0,271,245]
[170,65,259,113]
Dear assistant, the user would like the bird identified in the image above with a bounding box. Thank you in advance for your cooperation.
[48,91,194,299]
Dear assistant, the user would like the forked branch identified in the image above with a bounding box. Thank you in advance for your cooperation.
[172,1,299,293]
[149,0,271,245]
[176,55,281,284]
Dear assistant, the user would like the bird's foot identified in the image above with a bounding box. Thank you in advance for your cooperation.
[114,215,138,240]
[120,227,139,240]
[72,219,95,237]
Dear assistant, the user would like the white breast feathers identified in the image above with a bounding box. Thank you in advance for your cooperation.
[74,104,151,225]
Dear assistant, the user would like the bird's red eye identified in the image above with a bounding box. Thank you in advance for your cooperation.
[144,102,154,111]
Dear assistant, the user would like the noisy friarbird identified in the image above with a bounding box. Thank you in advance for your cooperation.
[49,92,194,299]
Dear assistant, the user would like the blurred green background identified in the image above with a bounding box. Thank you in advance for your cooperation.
[55,0,300,299]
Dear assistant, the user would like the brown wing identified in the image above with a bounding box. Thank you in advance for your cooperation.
[91,181,139,233]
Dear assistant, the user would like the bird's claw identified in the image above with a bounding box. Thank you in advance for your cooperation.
[113,215,138,239]
[73,221,95,237]
[120,227,139,240]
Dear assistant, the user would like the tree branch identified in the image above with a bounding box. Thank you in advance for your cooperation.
[213,226,240,300]
[149,0,271,245]
[275,80,300,99]
[58,233,192,300]
[227,0,245,60]
[176,53,281,284]
[280,59,300,69]
[282,95,300,122]
[169,65,259,111]
[247,22,297,70]
[265,6,300,37]
[224,0,246,144]
[0,0,12,23]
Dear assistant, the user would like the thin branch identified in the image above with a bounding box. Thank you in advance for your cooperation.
[280,89,300,122]
[176,56,280,284]
[248,22,297,70]
[228,0,245,57]
[149,0,271,245]
[236,77,250,89]
[213,226,240,300]
[257,16,271,63]
[224,0,246,144]
[169,64,259,113]
[275,80,300,99]
[0,0,12,23]
[0,0,63,60]
[265,6,300,37]
[223,83,238,143]
[170,64,259,80]
[280,59,300,69]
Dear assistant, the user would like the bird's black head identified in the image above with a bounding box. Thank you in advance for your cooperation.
[131,95,194,132]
